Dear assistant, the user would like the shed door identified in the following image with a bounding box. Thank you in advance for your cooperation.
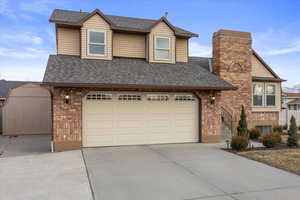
[82,92,199,147]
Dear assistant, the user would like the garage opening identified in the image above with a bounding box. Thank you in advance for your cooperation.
[82,91,199,147]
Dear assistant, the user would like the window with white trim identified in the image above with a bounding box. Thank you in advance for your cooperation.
[266,84,276,106]
[175,95,195,101]
[253,83,264,106]
[86,93,112,100]
[155,36,170,60]
[147,95,169,101]
[118,94,141,101]
[88,30,106,56]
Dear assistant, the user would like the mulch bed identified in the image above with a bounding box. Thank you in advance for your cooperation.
[222,144,300,153]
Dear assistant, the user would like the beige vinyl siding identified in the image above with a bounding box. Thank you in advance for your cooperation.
[148,22,176,63]
[176,38,188,62]
[252,81,281,112]
[81,14,112,60]
[57,27,80,56]
[113,33,146,58]
[252,55,274,78]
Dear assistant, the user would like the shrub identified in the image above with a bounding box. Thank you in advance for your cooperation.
[287,116,299,147]
[249,128,261,140]
[283,124,288,130]
[237,105,248,136]
[273,125,283,133]
[230,136,249,151]
[262,132,282,148]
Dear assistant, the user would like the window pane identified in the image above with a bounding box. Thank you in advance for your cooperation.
[89,31,105,43]
[266,85,275,95]
[256,126,272,134]
[253,95,263,106]
[267,95,275,106]
[89,45,105,55]
[156,49,169,60]
[253,84,263,95]
[156,37,169,49]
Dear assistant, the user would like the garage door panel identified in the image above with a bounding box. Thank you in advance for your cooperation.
[86,120,113,129]
[83,92,199,147]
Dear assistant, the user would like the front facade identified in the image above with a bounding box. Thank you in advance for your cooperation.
[44,9,284,151]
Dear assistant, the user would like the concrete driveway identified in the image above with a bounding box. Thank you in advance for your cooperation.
[83,143,300,200]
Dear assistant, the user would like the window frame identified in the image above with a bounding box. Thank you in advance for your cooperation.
[87,29,107,57]
[265,83,276,107]
[252,83,264,107]
[154,36,171,61]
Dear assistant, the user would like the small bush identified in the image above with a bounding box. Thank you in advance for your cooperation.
[288,116,299,147]
[249,128,261,140]
[230,136,249,151]
[262,132,282,148]
[273,125,283,133]
[283,124,288,130]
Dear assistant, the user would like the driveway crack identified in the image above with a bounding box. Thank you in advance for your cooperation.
[81,150,96,200]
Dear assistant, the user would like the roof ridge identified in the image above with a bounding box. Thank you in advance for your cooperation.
[105,14,157,22]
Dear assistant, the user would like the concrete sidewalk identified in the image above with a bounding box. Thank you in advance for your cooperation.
[0,150,93,200]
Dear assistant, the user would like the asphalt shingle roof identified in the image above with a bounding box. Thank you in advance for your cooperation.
[49,9,197,37]
[0,80,27,99]
[43,55,235,90]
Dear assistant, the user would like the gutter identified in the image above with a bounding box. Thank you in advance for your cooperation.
[42,82,237,91]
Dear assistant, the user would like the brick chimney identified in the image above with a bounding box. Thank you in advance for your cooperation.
[212,29,252,133]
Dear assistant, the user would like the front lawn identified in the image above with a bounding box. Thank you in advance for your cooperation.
[238,149,300,175]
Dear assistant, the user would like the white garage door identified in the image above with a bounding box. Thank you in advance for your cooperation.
[82,91,199,147]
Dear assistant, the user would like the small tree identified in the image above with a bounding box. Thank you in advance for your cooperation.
[287,116,299,147]
[237,105,248,136]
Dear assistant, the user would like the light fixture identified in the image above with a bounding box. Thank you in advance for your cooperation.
[210,95,216,104]
[64,92,71,104]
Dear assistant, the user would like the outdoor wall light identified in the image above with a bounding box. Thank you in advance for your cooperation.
[210,95,216,104]
[64,92,71,104]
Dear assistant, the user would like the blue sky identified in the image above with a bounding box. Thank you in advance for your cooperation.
[0,0,300,87]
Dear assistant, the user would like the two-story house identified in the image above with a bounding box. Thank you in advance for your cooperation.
[43,9,284,151]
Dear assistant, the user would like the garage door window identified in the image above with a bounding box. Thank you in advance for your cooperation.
[86,93,112,100]
[147,95,169,101]
[175,95,195,101]
[118,94,141,101]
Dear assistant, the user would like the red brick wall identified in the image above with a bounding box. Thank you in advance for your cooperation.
[213,30,253,133]
[52,88,223,151]
[250,112,279,128]
[52,88,88,151]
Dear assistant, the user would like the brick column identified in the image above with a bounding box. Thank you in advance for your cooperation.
[52,88,86,151]
[213,29,252,134]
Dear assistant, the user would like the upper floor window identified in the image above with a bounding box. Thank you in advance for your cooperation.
[88,30,106,56]
[155,36,170,60]
[253,83,264,106]
[266,84,275,106]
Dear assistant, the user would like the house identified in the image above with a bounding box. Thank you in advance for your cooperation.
[43,9,284,152]
[0,80,51,135]
[282,93,300,110]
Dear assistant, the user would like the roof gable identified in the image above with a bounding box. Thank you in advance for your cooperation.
[49,9,198,38]
[252,50,280,79]
[78,9,113,27]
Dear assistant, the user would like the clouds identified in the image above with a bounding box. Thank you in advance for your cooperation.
[189,41,212,57]
[266,40,300,56]
[20,0,69,15]
[0,32,43,45]
[0,47,48,59]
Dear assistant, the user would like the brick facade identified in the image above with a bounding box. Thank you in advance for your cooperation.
[52,88,223,151]
[213,30,253,134]
[250,112,279,128]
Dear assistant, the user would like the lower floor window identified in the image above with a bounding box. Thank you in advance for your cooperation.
[256,125,272,134]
